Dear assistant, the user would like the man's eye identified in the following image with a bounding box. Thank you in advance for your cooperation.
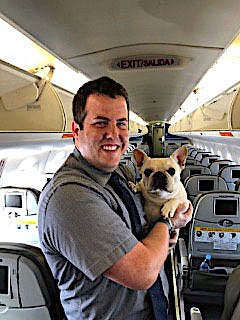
[117,122,128,129]
[93,121,108,127]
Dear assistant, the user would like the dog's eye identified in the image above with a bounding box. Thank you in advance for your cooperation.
[144,168,153,177]
[167,168,175,176]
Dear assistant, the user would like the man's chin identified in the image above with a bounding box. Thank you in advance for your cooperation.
[98,160,119,173]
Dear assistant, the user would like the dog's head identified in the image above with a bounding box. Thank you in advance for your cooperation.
[133,146,188,197]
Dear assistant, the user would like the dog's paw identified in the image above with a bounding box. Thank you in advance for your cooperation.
[161,202,176,218]
[128,181,138,193]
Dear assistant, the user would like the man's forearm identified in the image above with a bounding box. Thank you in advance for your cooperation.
[104,222,170,290]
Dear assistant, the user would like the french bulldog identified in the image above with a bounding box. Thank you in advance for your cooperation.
[129,146,188,222]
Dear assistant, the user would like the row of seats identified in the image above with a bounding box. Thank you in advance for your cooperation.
[0,242,66,319]
[176,145,240,319]
[181,146,240,206]
[177,190,240,319]
[0,186,65,318]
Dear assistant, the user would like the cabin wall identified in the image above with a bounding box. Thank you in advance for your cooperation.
[0,145,74,191]
[189,138,240,164]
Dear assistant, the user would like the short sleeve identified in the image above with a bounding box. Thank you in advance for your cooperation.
[43,184,139,280]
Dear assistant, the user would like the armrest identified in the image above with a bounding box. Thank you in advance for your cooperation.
[178,237,189,274]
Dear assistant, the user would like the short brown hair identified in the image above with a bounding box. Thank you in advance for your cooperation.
[72,76,129,129]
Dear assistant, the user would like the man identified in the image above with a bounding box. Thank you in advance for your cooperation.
[38,76,192,319]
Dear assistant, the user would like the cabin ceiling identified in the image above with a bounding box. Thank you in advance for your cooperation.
[1,0,240,122]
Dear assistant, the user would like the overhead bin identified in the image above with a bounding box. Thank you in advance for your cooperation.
[0,63,148,138]
[0,80,147,136]
[0,80,67,132]
[129,120,148,136]
[169,87,240,133]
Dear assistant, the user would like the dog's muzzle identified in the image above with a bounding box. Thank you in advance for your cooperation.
[150,171,168,191]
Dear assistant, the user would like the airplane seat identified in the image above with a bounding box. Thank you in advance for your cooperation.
[0,242,66,319]
[188,149,204,159]
[183,174,228,203]
[194,152,211,163]
[209,160,234,175]
[221,264,240,320]
[201,155,220,167]
[180,175,228,245]
[178,191,240,318]
[186,146,196,156]
[0,187,41,246]
[186,159,201,166]
[181,165,211,183]
[235,178,240,191]
[121,144,136,162]
[121,158,141,181]
[165,143,179,156]
[218,165,240,190]
[137,143,150,155]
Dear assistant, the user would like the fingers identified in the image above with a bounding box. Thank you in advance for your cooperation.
[175,200,192,215]
[175,202,189,214]
[185,201,193,223]
[170,201,193,229]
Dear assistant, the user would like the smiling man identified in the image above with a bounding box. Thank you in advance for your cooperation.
[72,92,129,172]
[38,76,192,320]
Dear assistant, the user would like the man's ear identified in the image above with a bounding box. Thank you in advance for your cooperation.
[133,149,149,169]
[171,145,188,169]
[72,121,80,137]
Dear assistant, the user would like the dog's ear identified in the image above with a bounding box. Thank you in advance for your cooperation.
[133,149,149,168]
[171,145,188,169]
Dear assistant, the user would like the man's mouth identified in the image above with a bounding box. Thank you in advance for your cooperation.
[101,145,119,151]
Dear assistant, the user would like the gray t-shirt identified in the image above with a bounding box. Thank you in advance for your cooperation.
[38,148,155,320]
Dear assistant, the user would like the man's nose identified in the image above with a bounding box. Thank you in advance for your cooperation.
[105,123,119,139]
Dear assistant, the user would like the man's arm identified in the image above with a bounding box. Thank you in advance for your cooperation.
[104,201,193,290]
[104,222,170,290]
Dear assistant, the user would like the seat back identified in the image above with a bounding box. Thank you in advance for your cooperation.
[184,175,228,202]
[186,146,196,154]
[221,264,240,320]
[209,159,234,175]
[189,149,204,159]
[190,191,240,261]
[186,158,201,166]
[0,187,40,246]
[165,143,179,156]
[219,165,240,190]
[235,179,240,191]
[181,165,211,183]
[181,191,240,312]
[0,242,65,319]
[194,152,211,162]
[201,155,220,167]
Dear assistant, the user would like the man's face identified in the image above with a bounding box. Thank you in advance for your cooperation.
[72,93,129,172]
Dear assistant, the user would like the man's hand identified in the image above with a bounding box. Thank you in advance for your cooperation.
[170,201,193,230]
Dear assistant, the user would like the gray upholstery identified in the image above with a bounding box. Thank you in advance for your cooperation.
[0,242,66,319]
[218,165,240,190]
[201,156,220,167]
[209,160,234,175]
[184,174,228,202]
[179,191,240,314]
[181,165,211,183]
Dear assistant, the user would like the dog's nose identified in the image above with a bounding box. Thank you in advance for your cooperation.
[151,171,167,190]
